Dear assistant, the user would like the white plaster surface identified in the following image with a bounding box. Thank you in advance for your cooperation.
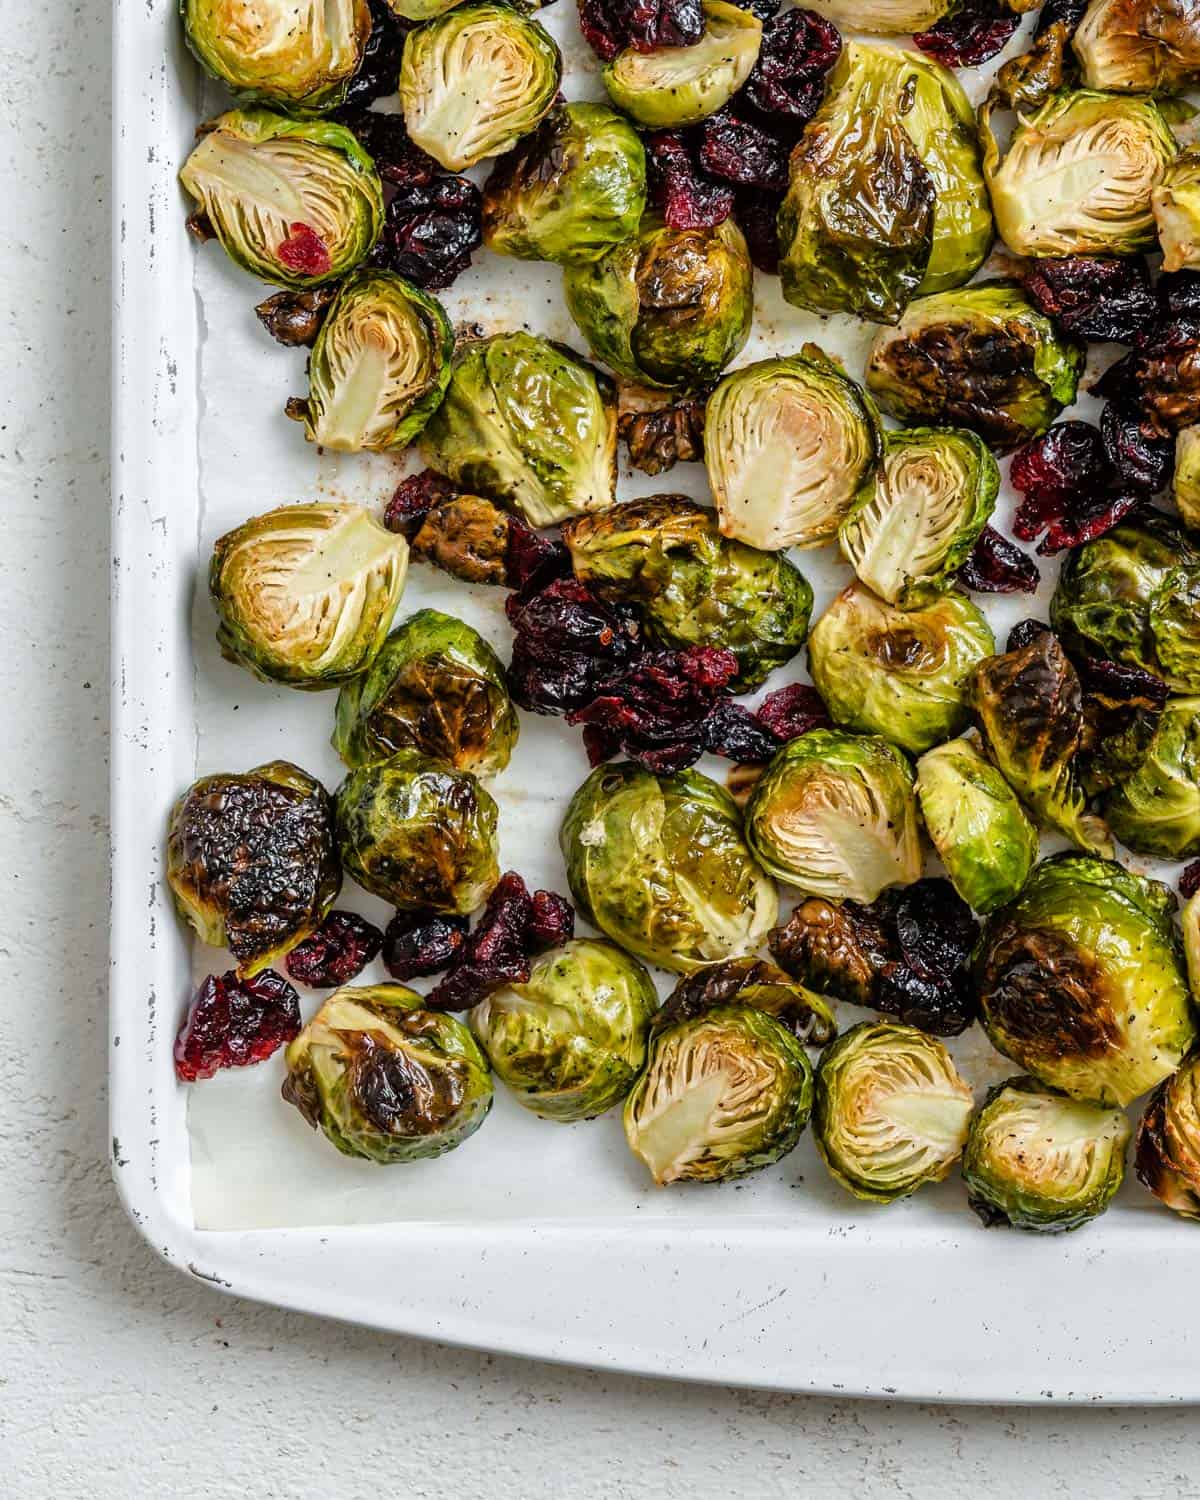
[5,0,1200,1489]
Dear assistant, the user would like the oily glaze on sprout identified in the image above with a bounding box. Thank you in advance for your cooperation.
[653,957,838,1048]
[1136,1049,1200,1219]
[602,0,762,128]
[1102,696,1200,857]
[1153,149,1200,272]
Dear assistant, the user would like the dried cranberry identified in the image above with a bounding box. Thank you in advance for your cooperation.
[1156,271,1200,324]
[754,683,830,743]
[1036,0,1088,32]
[1094,321,1200,438]
[913,0,1019,67]
[338,109,437,188]
[1010,421,1105,541]
[1180,860,1200,898]
[577,0,703,60]
[1006,618,1052,652]
[1101,402,1174,494]
[505,520,571,595]
[285,911,383,989]
[382,909,468,980]
[370,175,482,291]
[1076,655,1170,712]
[337,0,412,111]
[174,969,300,1083]
[893,879,976,981]
[507,580,641,715]
[1022,256,1156,345]
[428,873,534,1010]
[956,525,1040,594]
[644,131,734,230]
[1037,491,1142,555]
[384,468,462,536]
[703,701,781,763]
[734,189,784,274]
[741,9,841,126]
[697,109,789,192]
[529,890,575,950]
[875,967,978,1037]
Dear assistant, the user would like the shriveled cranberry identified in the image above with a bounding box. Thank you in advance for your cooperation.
[428,873,534,1010]
[529,890,575,950]
[1036,0,1088,32]
[1076,656,1170,712]
[1010,421,1105,542]
[370,175,482,291]
[644,131,733,230]
[957,525,1040,594]
[285,911,383,988]
[337,0,413,111]
[1006,618,1052,652]
[174,969,300,1083]
[505,521,571,595]
[893,879,976,982]
[703,701,781,763]
[697,109,789,191]
[382,909,468,980]
[754,683,830,743]
[1037,491,1142,555]
[1156,271,1200,324]
[1180,860,1200,898]
[507,580,642,715]
[1101,402,1174,493]
[741,9,841,125]
[577,0,703,60]
[1094,320,1200,438]
[913,0,1019,67]
[338,109,437,188]
[1022,256,1156,345]
[734,189,784,274]
[384,468,462,536]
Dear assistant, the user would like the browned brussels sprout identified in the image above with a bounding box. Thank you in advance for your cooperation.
[654,957,838,1047]
[1074,0,1200,94]
[1136,1051,1200,1219]
[409,494,512,586]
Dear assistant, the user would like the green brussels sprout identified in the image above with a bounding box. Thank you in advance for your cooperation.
[335,750,499,913]
[1074,0,1200,94]
[482,103,647,265]
[808,584,995,757]
[419,332,618,527]
[389,0,470,17]
[470,939,657,1120]
[563,214,753,393]
[813,1022,974,1203]
[167,760,341,976]
[560,761,778,974]
[181,0,370,114]
[806,0,949,32]
[915,736,1039,914]
[399,3,561,172]
[332,608,518,775]
[602,0,762,128]
[1182,891,1200,997]
[653,957,838,1047]
[179,109,383,287]
[962,1076,1131,1233]
[744,728,922,903]
[865,282,1084,453]
[839,428,999,606]
[1100,696,1200,856]
[1153,148,1200,271]
[704,347,882,551]
[1135,1049,1200,1219]
[282,984,492,1162]
[209,501,409,689]
[562,495,813,690]
[1175,425,1200,528]
[623,1006,813,1184]
[974,853,1197,1107]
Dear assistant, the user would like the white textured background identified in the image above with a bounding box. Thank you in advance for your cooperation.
[5,0,1200,1490]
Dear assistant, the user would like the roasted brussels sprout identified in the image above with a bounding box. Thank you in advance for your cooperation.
[335,750,499,913]
[806,0,949,33]
[813,1022,973,1203]
[399,3,561,172]
[419,332,617,527]
[482,103,646,265]
[470,939,657,1120]
[1176,425,1200,527]
[744,729,921,903]
[974,853,1197,1106]
[409,493,511,585]
[1136,1050,1200,1219]
[1154,149,1200,272]
[209,501,409,689]
[332,608,518,775]
[1074,0,1200,94]
[962,1077,1131,1232]
[704,348,881,551]
[623,1006,813,1184]
[602,1,762,128]
[167,760,340,976]
[563,214,753,393]
[282,984,492,1162]
[653,957,837,1047]
[560,761,778,974]
[808,585,994,757]
[562,495,813,690]
[915,736,1038,914]
[179,109,383,287]
[1101,696,1200,856]
[865,282,1084,453]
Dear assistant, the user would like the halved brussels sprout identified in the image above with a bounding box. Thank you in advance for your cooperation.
[744,728,922,903]
[560,761,778,974]
[1154,148,1200,272]
[653,957,838,1047]
[562,494,813,690]
[624,1006,813,1184]
[974,853,1196,1106]
[1101,696,1200,856]
[839,428,998,606]
[282,984,492,1162]
[704,348,881,551]
[806,0,949,32]
[1176,425,1200,527]
[1074,0,1200,94]
[335,750,499,913]
[332,608,518,775]
[209,501,409,689]
[602,0,762,129]
[963,1076,1131,1232]
[179,109,383,287]
[813,1021,974,1203]
[866,282,1084,454]
[1136,1050,1200,1219]
[1183,891,1200,998]
[470,939,657,1120]
[399,3,561,172]
[564,214,752,394]
[167,760,340,976]
[419,332,617,527]
[808,585,995,757]
[915,736,1039,914]
[482,103,647,265]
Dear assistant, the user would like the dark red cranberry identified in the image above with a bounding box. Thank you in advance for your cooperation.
[1036,0,1087,32]
[337,0,413,112]
[428,873,534,1010]
[754,683,830,743]
[1101,402,1174,493]
[1076,655,1170,711]
[913,0,1019,66]
[741,9,842,125]
[734,190,784,274]
[504,521,571,595]
[1037,491,1142,555]
[1180,860,1200,898]
[1156,271,1200,324]
[956,525,1040,594]
[529,890,575,950]
[276,224,332,276]
[507,580,642,715]
[697,109,789,191]
[384,469,462,536]
[369,175,482,291]
[577,0,703,60]
[703,701,781,763]
[382,909,468,981]
[869,880,980,1037]
[1006,618,1052,652]
[644,131,734,230]
[285,911,383,989]
[174,969,301,1083]
[1022,256,1156,345]
[338,109,437,188]
[1010,422,1105,542]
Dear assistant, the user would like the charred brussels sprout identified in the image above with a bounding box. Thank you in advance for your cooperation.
[654,958,837,1047]
[282,984,492,1162]
[482,103,646,265]
[744,729,921,903]
[399,3,561,172]
[704,348,881,552]
[560,761,778,974]
[419,332,617,527]
[814,1022,973,1203]
[1176,426,1200,527]
[1136,1051,1200,1219]
[180,110,382,287]
[1154,150,1200,272]
[623,1006,813,1184]
[808,585,994,758]
[1101,696,1200,856]
[1074,0,1200,94]
[209,501,408,689]
[974,853,1197,1106]
[167,760,340,976]
[563,214,752,394]
[332,608,518,775]
[470,939,657,1120]
[602,1,762,129]
[963,1077,1130,1233]
[335,750,499,913]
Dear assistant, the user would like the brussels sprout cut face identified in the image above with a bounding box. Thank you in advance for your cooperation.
[602,1,762,129]
[282,985,492,1163]
[624,1007,813,1185]
[1136,1050,1200,1220]
[1074,0,1200,94]
[1154,150,1200,273]
[814,1022,973,1203]
[808,0,948,31]
[209,502,409,688]
[1102,696,1200,857]
[179,110,383,287]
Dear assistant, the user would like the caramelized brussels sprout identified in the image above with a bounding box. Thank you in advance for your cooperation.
[1135,1050,1200,1219]
[807,0,949,32]
[167,760,340,977]
[560,761,778,974]
[1101,696,1200,856]
[1175,425,1200,527]
[1154,149,1200,272]
[409,493,512,585]
[1074,0,1200,94]
[654,957,837,1047]
[602,0,762,128]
